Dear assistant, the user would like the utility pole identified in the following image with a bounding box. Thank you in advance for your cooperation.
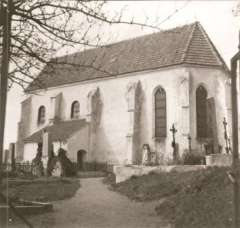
[231,30,240,228]
[0,0,12,166]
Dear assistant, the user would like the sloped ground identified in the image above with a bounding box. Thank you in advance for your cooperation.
[0,177,80,227]
[1,177,80,202]
[108,167,236,228]
[6,178,170,228]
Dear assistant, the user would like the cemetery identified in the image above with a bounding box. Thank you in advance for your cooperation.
[113,116,233,183]
[104,166,235,228]
[1,0,240,227]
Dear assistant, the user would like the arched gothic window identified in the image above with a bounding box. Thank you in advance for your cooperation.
[38,106,46,125]
[196,85,208,138]
[155,87,167,137]
[71,101,80,119]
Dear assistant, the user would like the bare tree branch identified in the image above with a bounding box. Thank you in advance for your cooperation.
[0,0,190,90]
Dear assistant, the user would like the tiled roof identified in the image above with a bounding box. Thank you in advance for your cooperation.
[24,119,88,143]
[26,22,227,92]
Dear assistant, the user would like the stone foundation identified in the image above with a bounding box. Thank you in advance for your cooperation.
[113,165,206,183]
[205,154,232,166]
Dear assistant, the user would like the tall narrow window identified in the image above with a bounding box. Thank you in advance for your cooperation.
[155,87,167,137]
[71,101,80,119]
[196,85,208,138]
[38,106,46,125]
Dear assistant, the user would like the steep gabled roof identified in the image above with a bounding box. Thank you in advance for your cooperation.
[24,119,88,143]
[26,22,228,92]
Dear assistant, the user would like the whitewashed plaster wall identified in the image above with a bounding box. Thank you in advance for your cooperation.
[189,67,231,153]
[24,141,68,162]
[23,143,38,162]
[22,65,230,164]
[67,126,89,161]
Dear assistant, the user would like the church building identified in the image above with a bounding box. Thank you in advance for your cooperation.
[16,22,232,167]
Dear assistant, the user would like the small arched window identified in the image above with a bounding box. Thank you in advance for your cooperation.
[38,106,46,125]
[71,101,80,119]
[155,87,167,137]
[196,85,208,138]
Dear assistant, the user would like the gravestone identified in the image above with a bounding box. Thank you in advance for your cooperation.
[48,148,76,177]
[31,143,44,177]
[149,152,157,165]
[51,161,62,177]
[141,144,150,165]
[9,143,16,171]
[3,150,9,164]
[206,97,219,153]
[3,144,16,171]
[3,150,11,171]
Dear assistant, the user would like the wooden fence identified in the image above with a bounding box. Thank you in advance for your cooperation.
[0,161,113,176]
[0,162,33,174]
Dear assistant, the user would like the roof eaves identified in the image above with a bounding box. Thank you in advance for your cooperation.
[25,61,227,93]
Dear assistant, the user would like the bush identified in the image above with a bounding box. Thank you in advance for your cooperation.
[182,150,205,165]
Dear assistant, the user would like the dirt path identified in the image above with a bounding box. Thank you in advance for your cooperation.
[9,178,170,228]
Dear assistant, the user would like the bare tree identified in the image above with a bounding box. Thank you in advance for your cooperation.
[1,0,154,89]
[0,0,190,90]
[0,2,190,225]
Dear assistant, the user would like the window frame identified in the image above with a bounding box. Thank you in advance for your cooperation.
[196,85,208,139]
[37,105,46,125]
[71,100,80,119]
[153,86,167,139]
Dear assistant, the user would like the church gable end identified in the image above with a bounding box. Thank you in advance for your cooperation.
[183,23,226,68]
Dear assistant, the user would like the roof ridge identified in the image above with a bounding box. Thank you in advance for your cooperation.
[26,22,228,92]
[54,22,197,61]
[102,22,197,49]
[181,22,198,62]
[195,22,229,71]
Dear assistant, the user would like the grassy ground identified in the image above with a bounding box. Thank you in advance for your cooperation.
[106,167,237,228]
[0,177,80,202]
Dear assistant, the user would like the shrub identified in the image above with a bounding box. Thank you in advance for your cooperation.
[182,150,205,165]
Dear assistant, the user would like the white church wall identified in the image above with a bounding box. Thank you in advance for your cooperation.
[24,143,38,162]
[52,141,68,155]
[24,66,191,164]
[67,126,89,162]
[23,65,230,164]
[24,141,69,162]
[189,67,231,154]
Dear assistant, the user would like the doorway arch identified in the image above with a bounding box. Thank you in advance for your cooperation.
[77,150,86,170]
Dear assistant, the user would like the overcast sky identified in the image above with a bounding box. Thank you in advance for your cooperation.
[4,1,240,149]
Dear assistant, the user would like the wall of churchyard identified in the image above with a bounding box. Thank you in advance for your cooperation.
[20,65,230,164]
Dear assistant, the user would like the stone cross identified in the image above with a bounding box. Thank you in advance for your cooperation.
[170,124,177,161]
[188,134,192,153]
[223,117,230,154]
[170,124,177,146]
